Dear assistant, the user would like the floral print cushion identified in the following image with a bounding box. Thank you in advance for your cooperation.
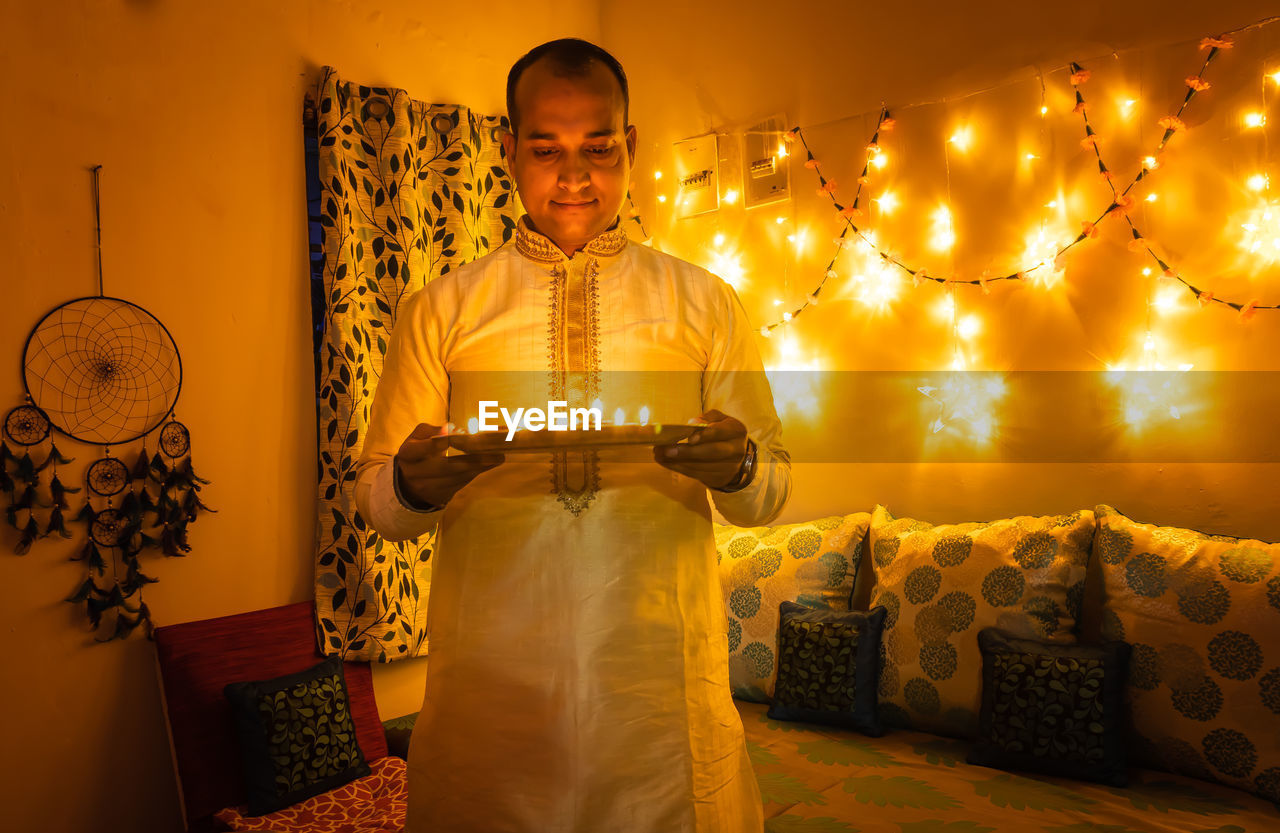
[739,700,1280,832]
[716,513,871,702]
[1095,504,1280,803]
[868,505,1095,738]
[214,755,406,832]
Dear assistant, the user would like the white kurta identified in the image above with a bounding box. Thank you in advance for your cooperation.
[354,216,791,833]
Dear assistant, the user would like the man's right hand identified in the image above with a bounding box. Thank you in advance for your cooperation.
[394,423,505,509]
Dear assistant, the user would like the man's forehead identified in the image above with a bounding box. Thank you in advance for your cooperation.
[515,60,625,135]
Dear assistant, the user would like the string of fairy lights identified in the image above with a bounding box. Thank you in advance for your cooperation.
[627,23,1280,434]
[759,33,1278,341]
[635,26,1280,365]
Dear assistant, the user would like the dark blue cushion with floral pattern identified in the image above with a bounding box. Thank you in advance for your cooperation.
[969,628,1131,786]
[224,655,371,815]
[766,602,886,735]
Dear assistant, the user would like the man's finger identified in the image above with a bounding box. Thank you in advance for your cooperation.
[408,423,445,440]
[404,452,505,477]
[658,439,741,462]
[398,424,453,461]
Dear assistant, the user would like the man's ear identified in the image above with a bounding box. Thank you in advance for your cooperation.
[500,128,515,161]
[625,124,637,166]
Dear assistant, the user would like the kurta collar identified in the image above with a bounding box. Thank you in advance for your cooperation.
[514,214,628,265]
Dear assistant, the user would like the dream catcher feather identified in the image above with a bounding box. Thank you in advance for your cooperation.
[3,166,212,641]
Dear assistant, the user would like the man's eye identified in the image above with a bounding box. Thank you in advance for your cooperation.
[533,148,557,157]
[587,147,612,155]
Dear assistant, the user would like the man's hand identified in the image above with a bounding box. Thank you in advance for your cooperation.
[395,423,505,509]
[653,409,749,490]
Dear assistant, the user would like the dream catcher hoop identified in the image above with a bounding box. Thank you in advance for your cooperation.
[3,166,213,642]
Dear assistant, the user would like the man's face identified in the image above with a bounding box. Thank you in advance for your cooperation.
[502,58,637,256]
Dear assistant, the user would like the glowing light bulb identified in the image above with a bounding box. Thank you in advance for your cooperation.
[1143,156,1159,170]
[776,216,786,225]
[948,126,972,152]
[957,315,980,339]
[657,194,667,203]
[933,294,956,319]
[858,266,902,310]
[1120,98,1137,117]
[782,311,793,322]
[1142,267,1152,276]
[1244,112,1267,128]
[1247,174,1270,192]
[1270,70,1280,85]
[1040,105,1049,116]
[776,143,789,158]
[1152,286,1181,313]
[654,170,663,180]
[722,189,739,205]
[709,250,744,289]
[1025,153,1038,161]
[930,205,956,251]
[1146,193,1159,202]
[713,233,726,247]
[875,191,898,214]
[1046,200,1058,209]
[870,150,888,169]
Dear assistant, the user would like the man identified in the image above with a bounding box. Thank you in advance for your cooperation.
[354,37,790,833]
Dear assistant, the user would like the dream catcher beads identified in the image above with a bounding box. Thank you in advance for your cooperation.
[2,166,212,641]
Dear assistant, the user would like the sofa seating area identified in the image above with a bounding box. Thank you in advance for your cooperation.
[381,502,1280,832]
[737,699,1280,831]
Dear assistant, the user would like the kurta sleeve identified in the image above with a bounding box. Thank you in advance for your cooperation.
[700,275,792,527]
[354,285,450,543]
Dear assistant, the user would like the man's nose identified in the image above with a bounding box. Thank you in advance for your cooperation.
[557,152,590,191]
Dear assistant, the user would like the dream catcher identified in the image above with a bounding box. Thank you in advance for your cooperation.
[2,166,212,641]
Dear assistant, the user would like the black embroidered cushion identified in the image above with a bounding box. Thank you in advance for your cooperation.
[766,601,887,736]
[968,628,1132,786]
[223,655,371,815]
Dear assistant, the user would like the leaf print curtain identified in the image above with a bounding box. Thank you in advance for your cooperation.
[303,66,519,662]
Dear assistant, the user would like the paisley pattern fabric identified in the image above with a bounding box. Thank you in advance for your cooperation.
[223,656,371,815]
[305,66,519,661]
[969,628,1132,786]
[215,755,406,832]
[768,602,886,735]
[1095,504,1280,803]
[715,513,870,702]
[867,505,1094,738]
[739,699,1280,832]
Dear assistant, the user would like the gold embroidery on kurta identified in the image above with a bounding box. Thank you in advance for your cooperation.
[515,214,627,264]
[519,215,622,517]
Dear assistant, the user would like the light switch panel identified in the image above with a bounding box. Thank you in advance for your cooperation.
[673,134,720,218]
[743,114,791,208]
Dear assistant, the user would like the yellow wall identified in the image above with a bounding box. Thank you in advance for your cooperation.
[0,2,597,831]
[1,1,1277,831]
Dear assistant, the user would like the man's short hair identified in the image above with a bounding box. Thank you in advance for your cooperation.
[506,38,629,137]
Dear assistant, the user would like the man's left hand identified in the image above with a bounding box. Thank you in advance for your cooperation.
[653,409,749,489]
